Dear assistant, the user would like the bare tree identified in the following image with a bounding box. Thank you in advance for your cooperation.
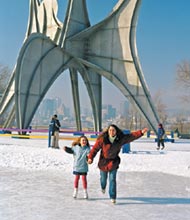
[126,104,148,131]
[0,64,11,126]
[176,60,190,103]
[0,64,11,95]
[153,90,167,124]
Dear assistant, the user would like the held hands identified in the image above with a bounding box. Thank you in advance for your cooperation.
[141,128,148,134]
[87,159,93,164]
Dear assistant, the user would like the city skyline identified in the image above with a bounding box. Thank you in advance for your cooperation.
[1,1,190,113]
[33,96,190,134]
[38,96,126,119]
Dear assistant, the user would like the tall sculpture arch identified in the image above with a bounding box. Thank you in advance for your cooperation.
[0,0,160,133]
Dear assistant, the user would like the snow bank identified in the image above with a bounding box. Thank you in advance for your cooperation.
[0,137,190,177]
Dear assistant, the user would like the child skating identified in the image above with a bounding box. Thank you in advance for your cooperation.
[64,135,91,199]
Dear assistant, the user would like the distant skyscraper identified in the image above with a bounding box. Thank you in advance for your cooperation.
[102,104,116,120]
[41,98,55,118]
[39,97,62,118]
[120,101,129,118]
[63,106,70,118]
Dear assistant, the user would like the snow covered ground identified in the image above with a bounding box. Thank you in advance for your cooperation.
[0,136,190,220]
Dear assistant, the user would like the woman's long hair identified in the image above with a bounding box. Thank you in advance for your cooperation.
[72,135,90,147]
[97,124,124,141]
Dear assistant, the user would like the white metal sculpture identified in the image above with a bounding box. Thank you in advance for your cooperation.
[0,0,159,132]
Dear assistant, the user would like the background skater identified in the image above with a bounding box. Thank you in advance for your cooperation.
[50,114,61,149]
[157,123,165,150]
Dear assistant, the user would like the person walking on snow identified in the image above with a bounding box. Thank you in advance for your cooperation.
[87,124,148,204]
[64,135,91,199]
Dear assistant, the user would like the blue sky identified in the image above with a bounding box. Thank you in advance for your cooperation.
[0,0,190,111]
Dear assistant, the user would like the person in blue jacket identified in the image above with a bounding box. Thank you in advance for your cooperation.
[50,114,61,149]
[157,123,165,150]
[64,135,91,199]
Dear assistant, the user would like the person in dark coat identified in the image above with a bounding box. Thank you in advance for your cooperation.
[157,123,165,150]
[50,114,61,149]
[87,124,148,204]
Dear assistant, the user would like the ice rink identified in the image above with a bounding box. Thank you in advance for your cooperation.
[0,136,190,220]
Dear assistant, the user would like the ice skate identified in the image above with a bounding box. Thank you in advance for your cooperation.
[111,199,116,204]
[101,188,106,194]
[83,189,88,199]
[73,188,78,198]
